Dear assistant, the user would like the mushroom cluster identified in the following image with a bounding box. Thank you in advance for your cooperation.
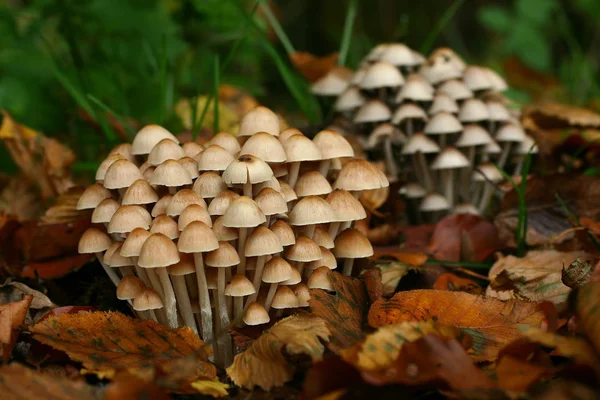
[77,106,384,366]
[312,43,537,222]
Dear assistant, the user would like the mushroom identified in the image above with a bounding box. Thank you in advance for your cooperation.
[150,159,193,194]
[284,235,321,275]
[294,171,332,198]
[289,195,336,239]
[312,129,354,178]
[244,227,283,311]
[103,159,144,197]
[222,154,273,198]
[150,215,179,239]
[109,143,135,163]
[463,66,493,93]
[307,266,334,291]
[167,253,199,335]
[148,138,185,166]
[419,192,450,222]
[193,172,227,203]
[79,227,119,286]
[255,188,287,227]
[131,125,179,156]
[133,288,165,321]
[117,275,151,319]
[514,135,538,175]
[240,132,287,166]
[182,142,204,158]
[121,179,159,206]
[178,204,212,230]
[401,133,439,191]
[310,66,352,96]
[208,190,240,219]
[429,93,459,116]
[244,302,270,326]
[334,86,366,114]
[225,275,256,323]
[293,284,311,308]
[391,103,428,136]
[151,194,173,217]
[283,134,322,189]
[353,100,392,125]
[437,79,473,103]
[334,159,384,199]
[474,162,503,213]
[77,183,112,211]
[359,61,404,101]
[270,219,296,252]
[398,183,426,224]
[120,228,153,291]
[261,257,293,312]
[271,286,298,318]
[95,154,125,183]
[209,132,241,155]
[166,189,207,217]
[333,228,373,276]
[424,111,463,148]
[419,48,465,84]
[458,98,490,125]
[105,242,135,277]
[312,228,335,250]
[177,157,199,180]
[430,146,470,207]
[496,123,526,169]
[237,106,280,138]
[367,123,405,180]
[195,144,235,173]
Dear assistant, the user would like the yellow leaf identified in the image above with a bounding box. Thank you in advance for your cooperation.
[226,315,330,391]
[190,379,229,398]
[0,112,37,140]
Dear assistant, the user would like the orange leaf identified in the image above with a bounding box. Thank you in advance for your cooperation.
[21,253,93,279]
[371,250,427,266]
[368,290,544,361]
[496,355,552,392]
[0,294,32,361]
[433,273,483,294]
[576,280,600,354]
[289,52,339,83]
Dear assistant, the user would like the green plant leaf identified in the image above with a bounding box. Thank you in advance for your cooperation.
[516,0,558,25]
[507,22,551,71]
[477,6,512,33]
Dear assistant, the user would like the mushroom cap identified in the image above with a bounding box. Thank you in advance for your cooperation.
[244,302,270,325]
[326,189,367,222]
[360,61,404,89]
[310,66,352,96]
[182,142,204,158]
[132,125,178,155]
[486,101,511,122]
[120,228,151,257]
[313,228,334,250]
[398,183,426,199]
[223,196,266,228]
[108,205,151,233]
[117,275,146,300]
[225,274,256,297]
[222,154,273,185]
[103,242,121,265]
[496,123,525,143]
[289,196,336,226]
[271,163,288,178]
[380,43,420,66]
[283,135,322,163]
[368,123,406,148]
[391,103,428,124]
[431,147,470,170]
[208,190,240,216]
[459,98,490,123]
[279,182,298,202]
[420,48,465,84]
[284,235,321,262]
[485,68,508,91]
[395,79,434,103]
[312,129,354,160]
[238,106,280,137]
[437,79,473,101]
[138,233,180,268]
[334,159,382,191]
[516,135,538,155]
[455,125,493,147]
[262,257,293,283]
[192,172,227,199]
[122,179,159,205]
[79,228,112,254]
[245,226,283,256]
[333,228,373,259]
[429,93,459,115]
[307,246,337,270]
[150,160,193,187]
[151,194,173,217]
[133,288,164,311]
[334,86,366,112]
[148,138,185,166]
[452,203,480,215]
[240,132,287,163]
[473,162,503,182]
[278,128,303,144]
[178,204,212,230]
[167,252,196,275]
[177,157,199,180]
[255,188,287,216]
[307,266,334,290]
[253,176,282,195]
[109,143,135,163]
[294,284,311,307]
[212,216,239,241]
[77,184,112,210]
[484,140,502,155]
[365,43,388,62]
[463,66,493,92]
[209,132,240,155]
[205,241,240,267]
[270,220,296,247]
[166,189,206,217]
[419,193,450,211]
[294,171,332,197]
[196,144,235,172]
[103,159,144,189]
[354,100,392,124]
[280,268,302,286]
[271,286,299,309]
[424,112,463,135]
[178,221,218,253]
[150,215,179,239]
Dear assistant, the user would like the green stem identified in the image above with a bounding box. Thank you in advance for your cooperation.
[259,0,295,56]
[213,55,220,135]
[338,0,359,66]
[87,95,136,139]
[420,0,466,55]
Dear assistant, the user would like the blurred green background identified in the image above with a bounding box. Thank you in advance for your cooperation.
[1,0,600,174]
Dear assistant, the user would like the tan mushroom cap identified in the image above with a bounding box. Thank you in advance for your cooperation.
[132,124,179,155]
[420,193,450,212]
[225,274,256,297]
[255,188,287,216]
[429,93,459,115]
[278,128,303,144]
[270,220,296,247]
[209,132,241,155]
[92,198,120,224]
[312,228,334,250]
[401,133,440,155]
[437,79,473,101]
[196,144,235,172]
[103,159,144,189]
[96,154,125,182]
[103,242,121,264]
[334,85,366,112]
[109,143,135,162]
[212,216,239,241]
[360,61,404,89]
[167,253,196,275]
[271,163,288,178]
[254,176,281,195]
[238,106,280,137]
[289,196,336,226]
[117,275,146,300]
[283,135,322,162]
[280,268,301,286]
[279,182,298,202]
[326,189,367,222]
[166,189,207,217]
[245,226,283,257]
[150,159,193,187]
[240,132,287,163]
[284,235,321,262]
[148,138,185,166]
[310,66,352,96]
[108,205,151,233]
[222,154,273,185]
[208,190,240,216]
[293,284,311,307]
[431,146,470,170]
[122,179,159,205]
[178,204,212,230]
[334,159,382,191]
[244,302,270,326]
[177,157,199,180]
[307,266,334,290]
[354,100,392,124]
[178,221,219,253]
[182,142,204,158]
[223,196,266,228]
[333,228,373,259]
[138,233,180,268]
[262,257,293,283]
[193,172,227,199]
[307,246,337,270]
[392,103,428,124]
[424,112,463,135]
[106,243,133,267]
[151,194,173,217]
[77,184,112,210]
[271,286,299,309]
[205,241,240,267]
[150,215,179,239]
[294,171,332,197]
[120,228,151,257]
[79,228,112,254]
[133,288,164,311]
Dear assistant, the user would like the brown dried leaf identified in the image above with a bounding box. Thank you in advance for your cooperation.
[575,280,600,354]
[0,176,41,220]
[226,315,330,391]
[368,289,544,361]
[433,273,483,294]
[0,281,55,325]
[562,257,596,289]
[359,187,388,214]
[289,52,339,82]
[369,262,408,296]
[527,103,600,128]
[0,295,32,361]
[495,355,552,392]
[360,268,383,303]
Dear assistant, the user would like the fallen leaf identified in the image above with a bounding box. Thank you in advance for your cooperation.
[289,52,339,82]
[575,280,600,354]
[433,273,483,294]
[562,257,596,289]
[308,270,369,352]
[0,280,55,325]
[530,380,599,400]
[486,250,593,304]
[226,315,330,391]
[496,355,552,392]
[0,295,33,361]
[370,251,427,266]
[428,214,502,262]
[30,311,216,381]
[104,375,172,400]
[190,380,229,398]
[527,103,600,128]
[368,289,544,361]
[0,176,41,220]
[302,356,362,400]
[365,223,402,246]
[369,262,408,296]
[360,268,383,303]
[503,56,561,103]
[398,224,437,253]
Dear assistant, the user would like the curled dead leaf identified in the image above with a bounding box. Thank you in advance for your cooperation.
[0,294,33,361]
[562,257,596,289]
[575,280,600,354]
[433,273,483,294]
[289,52,339,82]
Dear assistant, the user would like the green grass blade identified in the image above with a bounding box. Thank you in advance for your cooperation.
[158,33,169,124]
[259,0,295,56]
[213,55,220,135]
[87,95,136,140]
[494,162,527,257]
[420,0,466,54]
[338,0,359,66]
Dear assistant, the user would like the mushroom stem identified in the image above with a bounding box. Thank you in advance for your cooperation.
[171,275,199,335]
[262,215,271,228]
[439,135,447,148]
[245,255,267,306]
[275,309,284,318]
[132,257,152,288]
[193,253,214,344]
[185,274,199,299]
[342,258,355,276]
[296,261,305,276]
[243,182,252,198]
[383,137,398,178]
[514,156,524,176]
[305,225,316,239]
[96,252,120,287]
[318,159,331,178]
[168,187,177,195]
[145,269,169,326]
[287,161,301,189]
[147,310,158,322]
[328,222,340,240]
[157,268,178,328]
[264,283,278,312]
[236,227,248,275]
[234,297,244,320]
[417,152,434,191]
[340,220,353,232]
[120,266,134,277]
[478,183,495,213]
[461,146,475,200]
[406,119,414,136]
[498,143,511,169]
[443,169,454,208]
[216,268,232,366]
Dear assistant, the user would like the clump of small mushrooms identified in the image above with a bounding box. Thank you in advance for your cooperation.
[77,107,383,367]
[312,43,538,222]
